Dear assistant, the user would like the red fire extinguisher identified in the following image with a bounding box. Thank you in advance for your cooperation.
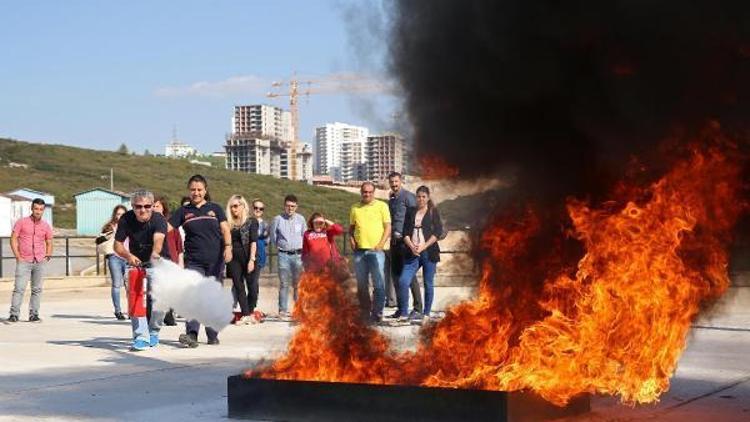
[127,267,147,318]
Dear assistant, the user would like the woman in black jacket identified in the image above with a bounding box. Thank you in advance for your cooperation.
[225,194,258,324]
[397,185,443,323]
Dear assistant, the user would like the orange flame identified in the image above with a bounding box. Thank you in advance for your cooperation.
[419,155,460,180]
[250,135,743,406]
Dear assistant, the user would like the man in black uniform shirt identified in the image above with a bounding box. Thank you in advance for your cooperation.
[114,190,170,351]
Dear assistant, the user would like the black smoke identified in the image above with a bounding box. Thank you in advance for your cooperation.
[389,1,750,203]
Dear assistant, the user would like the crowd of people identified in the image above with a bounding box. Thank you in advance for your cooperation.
[5,172,445,351]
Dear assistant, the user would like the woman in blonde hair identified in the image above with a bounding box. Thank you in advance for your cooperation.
[225,195,258,324]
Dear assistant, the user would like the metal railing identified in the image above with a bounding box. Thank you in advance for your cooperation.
[0,232,473,278]
[0,236,107,278]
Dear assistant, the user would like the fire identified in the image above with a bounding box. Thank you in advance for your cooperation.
[250,135,744,406]
[419,155,460,180]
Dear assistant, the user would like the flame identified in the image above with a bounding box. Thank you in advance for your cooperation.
[250,135,744,406]
[419,155,460,180]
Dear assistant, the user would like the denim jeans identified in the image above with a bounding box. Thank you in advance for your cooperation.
[398,251,437,318]
[129,267,163,342]
[385,241,422,313]
[107,255,127,314]
[9,260,46,318]
[277,252,303,313]
[353,249,386,319]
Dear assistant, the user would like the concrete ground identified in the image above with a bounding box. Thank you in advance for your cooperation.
[0,279,748,421]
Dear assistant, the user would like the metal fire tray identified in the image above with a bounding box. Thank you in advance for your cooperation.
[227,376,590,421]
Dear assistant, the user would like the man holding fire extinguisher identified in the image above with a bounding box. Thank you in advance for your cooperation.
[114,190,171,351]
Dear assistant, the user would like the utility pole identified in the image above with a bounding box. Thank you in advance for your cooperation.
[110,167,114,191]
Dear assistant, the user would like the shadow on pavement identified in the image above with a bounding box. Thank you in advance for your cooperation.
[0,353,251,421]
[48,337,187,351]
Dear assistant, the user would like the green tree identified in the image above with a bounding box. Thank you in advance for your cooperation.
[117,143,129,155]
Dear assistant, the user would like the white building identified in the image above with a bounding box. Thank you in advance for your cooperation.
[165,139,196,158]
[314,122,369,182]
[6,194,32,229]
[0,194,12,236]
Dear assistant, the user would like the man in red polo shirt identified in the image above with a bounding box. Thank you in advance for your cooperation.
[7,198,53,322]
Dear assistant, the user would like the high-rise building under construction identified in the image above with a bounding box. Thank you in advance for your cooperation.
[225,104,312,183]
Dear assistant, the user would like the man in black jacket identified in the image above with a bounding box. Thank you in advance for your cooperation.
[386,172,422,318]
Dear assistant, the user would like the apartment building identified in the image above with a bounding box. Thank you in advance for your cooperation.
[232,104,292,141]
[225,104,312,183]
[366,133,407,183]
[314,122,369,182]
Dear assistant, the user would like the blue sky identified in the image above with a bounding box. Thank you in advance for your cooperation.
[0,0,397,153]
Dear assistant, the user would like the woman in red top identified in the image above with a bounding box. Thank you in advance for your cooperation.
[302,213,343,273]
[153,196,183,326]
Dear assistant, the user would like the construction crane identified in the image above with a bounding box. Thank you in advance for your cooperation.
[266,73,388,181]
[267,77,308,181]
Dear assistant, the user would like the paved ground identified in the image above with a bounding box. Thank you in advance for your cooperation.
[0,281,748,421]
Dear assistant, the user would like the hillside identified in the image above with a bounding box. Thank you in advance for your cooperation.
[0,138,360,229]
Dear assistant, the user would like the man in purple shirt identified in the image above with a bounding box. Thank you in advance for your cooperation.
[7,198,53,323]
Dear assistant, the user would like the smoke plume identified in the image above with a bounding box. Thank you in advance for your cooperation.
[389,1,750,202]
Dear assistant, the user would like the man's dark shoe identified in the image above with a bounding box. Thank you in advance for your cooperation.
[163,310,176,326]
[178,333,199,348]
[7,315,18,322]
[114,312,127,321]
[408,310,423,321]
[207,337,220,345]
[386,311,402,319]
[369,314,383,325]
[29,315,42,323]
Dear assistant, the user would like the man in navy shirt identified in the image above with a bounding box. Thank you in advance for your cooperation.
[114,190,170,351]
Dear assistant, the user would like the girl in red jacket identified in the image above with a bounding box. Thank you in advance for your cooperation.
[302,213,344,272]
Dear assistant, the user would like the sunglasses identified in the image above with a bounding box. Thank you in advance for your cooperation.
[253,206,264,211]
[134,204,153,210]
[230,203,242,208]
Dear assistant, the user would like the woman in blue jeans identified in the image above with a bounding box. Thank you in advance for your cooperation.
[398,185,443,324]
[99,205,128,320]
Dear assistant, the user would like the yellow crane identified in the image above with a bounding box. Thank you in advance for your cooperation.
[266,73,388,181]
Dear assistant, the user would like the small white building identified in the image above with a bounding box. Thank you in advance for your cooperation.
[6,188,55,226]
[0,194,12,237]
[6,194,32,229]
[165,139,197,158]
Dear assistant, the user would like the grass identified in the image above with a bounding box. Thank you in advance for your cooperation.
[0,138,359,229]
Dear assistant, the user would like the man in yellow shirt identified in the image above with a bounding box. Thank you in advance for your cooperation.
[349,181,391,323]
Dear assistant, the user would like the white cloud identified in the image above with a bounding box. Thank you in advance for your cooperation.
[154,72,395,99]
[154,75,269,98]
